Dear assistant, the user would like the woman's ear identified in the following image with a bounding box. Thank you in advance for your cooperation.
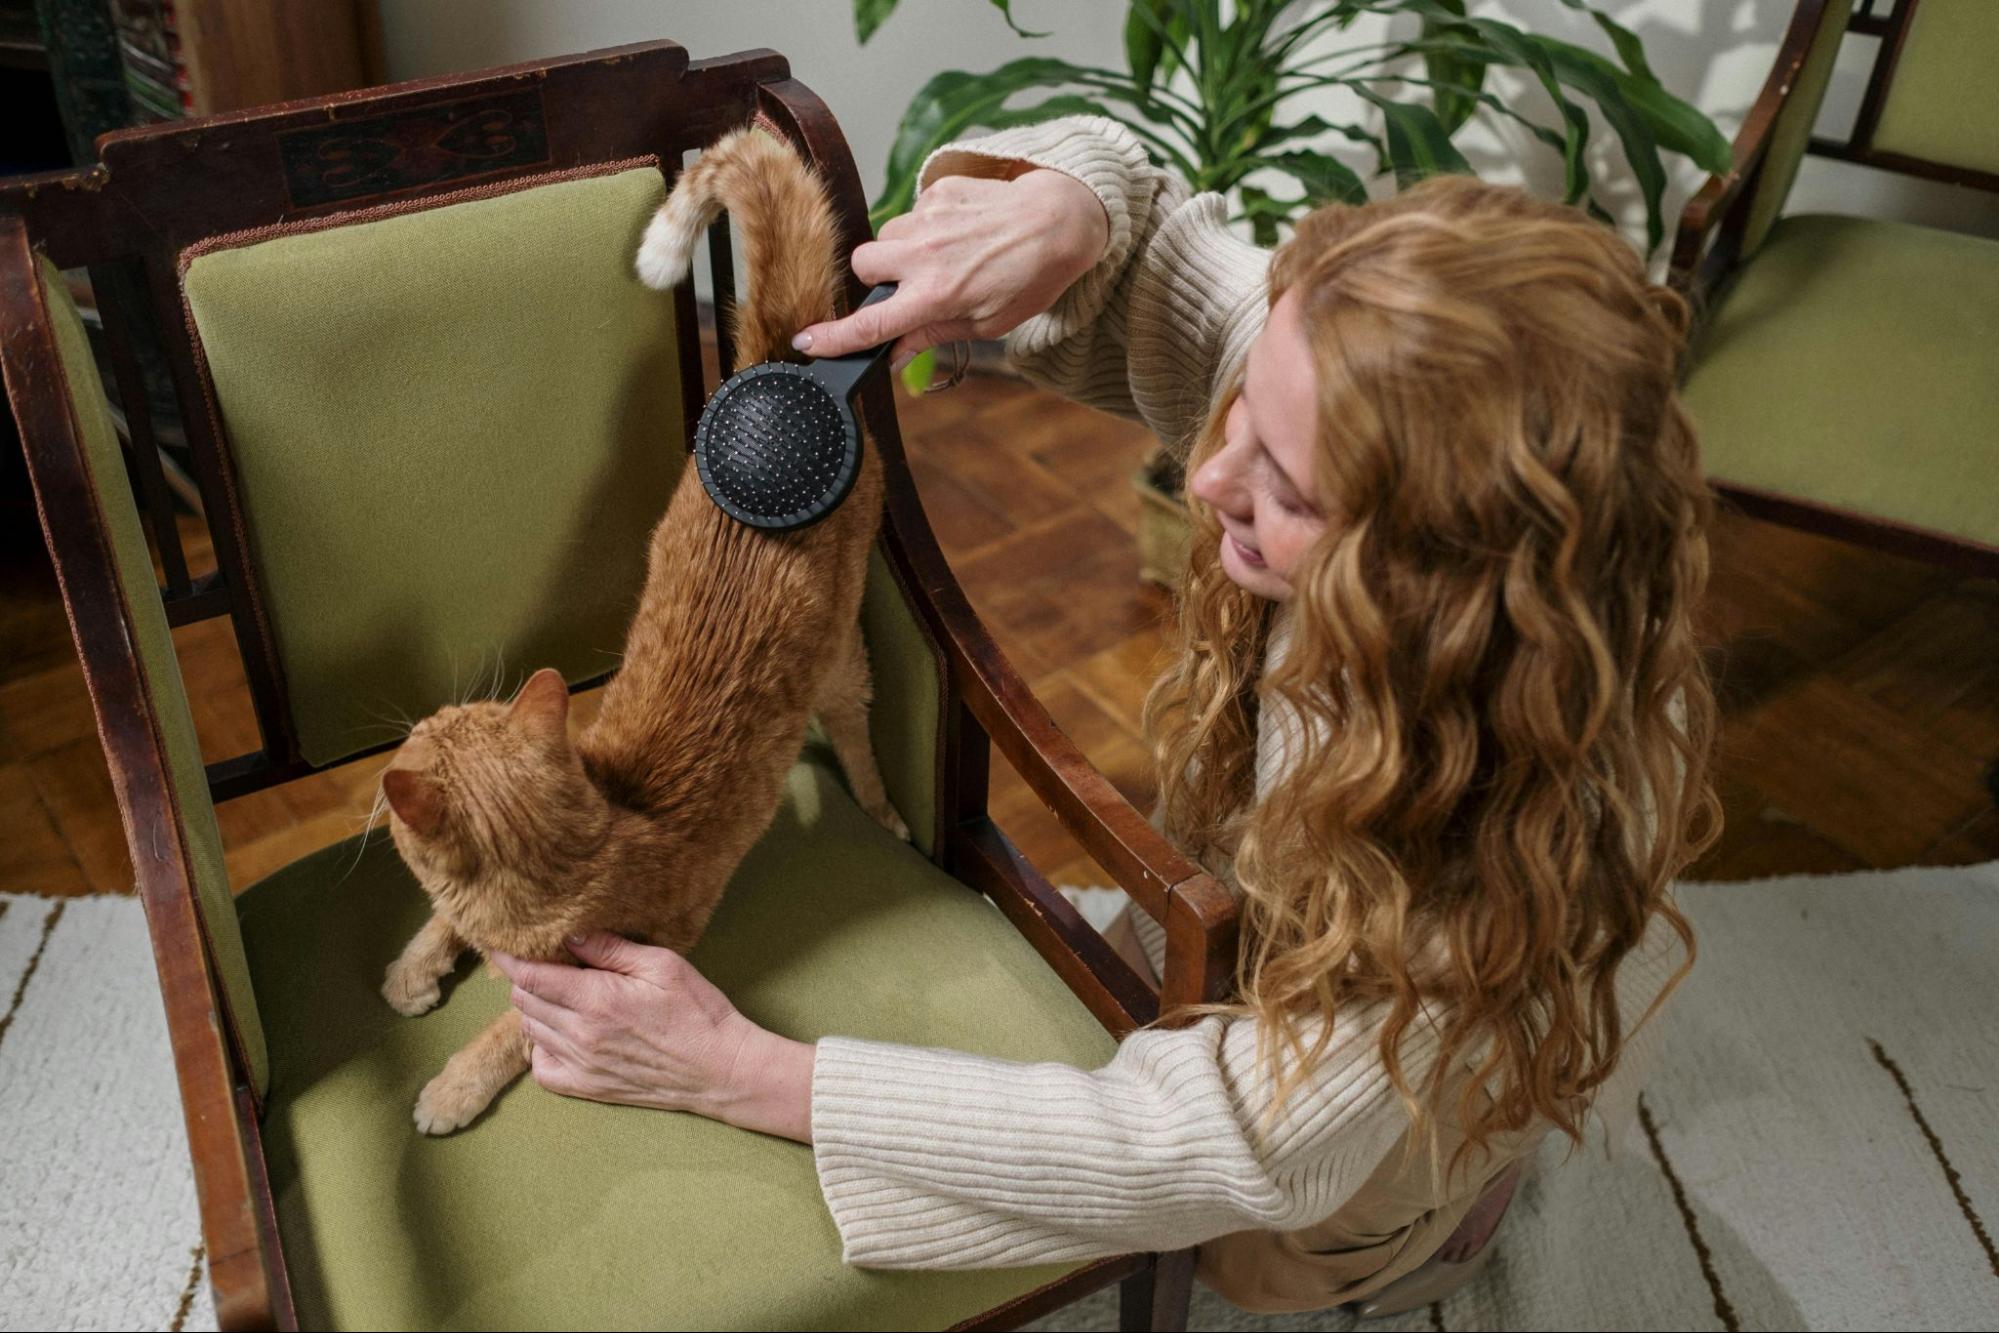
[509,667,571,742]
[382,768,445,837]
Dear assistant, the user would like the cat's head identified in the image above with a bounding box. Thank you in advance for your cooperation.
[380,668,605,921]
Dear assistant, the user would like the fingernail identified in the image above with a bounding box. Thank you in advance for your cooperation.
[565,934,586,946]
[890,351,914,373]
[791,331,813,351]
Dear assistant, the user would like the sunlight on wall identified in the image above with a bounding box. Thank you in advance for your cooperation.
[376,0,1998,260]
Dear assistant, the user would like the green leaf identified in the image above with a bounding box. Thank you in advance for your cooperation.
[1243,105,1389,176]
[854,0,898,45]
[1238,183,1288,247]
[1553,0,1657,83]
[1535,37,1730,174]
[1255,149,1370,206]
[871,59,1111,219]
[900,346,937,394]
[1523,35,1670,248]
[1251,113,1342,152]
[1125,0,1174,95]
[871,59,1103,216]
[1447,17,1593,204]
[1352,88,1472,187]
[1419,0,1485,134]
[1375,72,1573,161]
[989,0,1050,39]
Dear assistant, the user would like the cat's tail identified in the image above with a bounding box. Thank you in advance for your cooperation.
[634,128,842,366]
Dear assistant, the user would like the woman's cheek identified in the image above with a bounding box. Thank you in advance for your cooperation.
[1266,517,1326,584]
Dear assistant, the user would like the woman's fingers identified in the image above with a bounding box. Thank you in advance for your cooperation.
[886,332,929,372]
[520,1014,583,1074]
[562,930,662,979]
[847,237,911,287]
[489,950,588,1008]
[510,983,581,1035]
[794,284,934,358]
[526,1033,586,1096]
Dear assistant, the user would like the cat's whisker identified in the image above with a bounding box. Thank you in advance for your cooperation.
[364,692,418,731]
[483,646,509,703]
[339,783,393,884]
[348,719,415,743]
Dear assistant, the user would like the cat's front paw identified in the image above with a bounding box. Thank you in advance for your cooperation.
[382,959,443,1017]
[414,1069,493,1136]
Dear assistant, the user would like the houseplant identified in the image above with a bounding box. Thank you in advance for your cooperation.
[860,0,1731,582]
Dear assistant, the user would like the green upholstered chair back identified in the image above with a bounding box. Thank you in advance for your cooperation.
[178,161,939,862]
[1741,0,1852,260]
[180,165,686,770]
[1869,0,1999,176]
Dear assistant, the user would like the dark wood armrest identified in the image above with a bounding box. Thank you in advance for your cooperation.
[756,80,1239,1039]
[1669,0,1841,300]
[1,221,282,1331]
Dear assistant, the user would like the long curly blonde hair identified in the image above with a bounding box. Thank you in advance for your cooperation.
[1145,176,1719,1162]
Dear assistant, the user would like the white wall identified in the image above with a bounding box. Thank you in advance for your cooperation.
[378,0,1998,256]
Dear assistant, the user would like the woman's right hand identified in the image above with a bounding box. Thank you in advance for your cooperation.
[791,167,1110,368]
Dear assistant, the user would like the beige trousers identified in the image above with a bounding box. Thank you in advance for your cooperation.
[1105,903,1546,1315]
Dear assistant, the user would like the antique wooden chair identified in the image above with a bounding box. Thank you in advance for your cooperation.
[1669,0,1999,577]
[0,42,1236,1331]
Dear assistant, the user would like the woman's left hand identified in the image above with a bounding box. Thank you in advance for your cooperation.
[490,933,815,1143]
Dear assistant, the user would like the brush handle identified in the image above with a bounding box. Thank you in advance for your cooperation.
[809,283,899,402]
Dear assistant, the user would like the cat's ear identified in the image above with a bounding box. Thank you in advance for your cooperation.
[509,667,571,742]
[382,768,445,837]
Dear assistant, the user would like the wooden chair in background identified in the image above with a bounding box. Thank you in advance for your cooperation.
[1671,0,1999,578]
[0,41,1235,1331]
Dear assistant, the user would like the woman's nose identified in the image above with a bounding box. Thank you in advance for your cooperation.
[1190,439,1248,518]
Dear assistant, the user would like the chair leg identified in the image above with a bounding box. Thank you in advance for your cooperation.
[1119,1250,1194,1332]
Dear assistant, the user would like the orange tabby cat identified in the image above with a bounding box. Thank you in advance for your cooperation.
[378,129,903,1135]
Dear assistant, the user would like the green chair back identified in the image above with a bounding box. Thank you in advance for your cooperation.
[1869,0,1999,176]
[180,165,686,770]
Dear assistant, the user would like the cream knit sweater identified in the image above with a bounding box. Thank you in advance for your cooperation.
[809,116,1685,1273]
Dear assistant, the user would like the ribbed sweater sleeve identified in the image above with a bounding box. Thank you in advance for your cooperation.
[916,116,1271,454]
[810,915,1687,1269]
[812,1008,1437,1268]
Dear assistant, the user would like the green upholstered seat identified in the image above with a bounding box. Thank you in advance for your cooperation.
[236,736,1112,1331]
[1681,214,1999,549]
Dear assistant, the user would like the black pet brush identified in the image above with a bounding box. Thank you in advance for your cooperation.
[693,284,898,532]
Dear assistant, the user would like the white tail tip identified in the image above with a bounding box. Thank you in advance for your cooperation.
[634,204,699,291]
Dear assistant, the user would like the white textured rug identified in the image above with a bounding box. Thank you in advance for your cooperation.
[3,864,1996,1332]
[0,895,214,1332]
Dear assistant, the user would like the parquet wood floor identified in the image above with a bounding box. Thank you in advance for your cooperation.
[2,373,1994,900]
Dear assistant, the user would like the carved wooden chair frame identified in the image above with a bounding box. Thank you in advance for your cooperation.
[0,41,1236,1332]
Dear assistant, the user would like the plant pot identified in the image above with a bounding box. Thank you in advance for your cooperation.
[1134,442,1191,588]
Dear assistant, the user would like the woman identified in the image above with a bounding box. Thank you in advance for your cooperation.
[493,117,1718,1313]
